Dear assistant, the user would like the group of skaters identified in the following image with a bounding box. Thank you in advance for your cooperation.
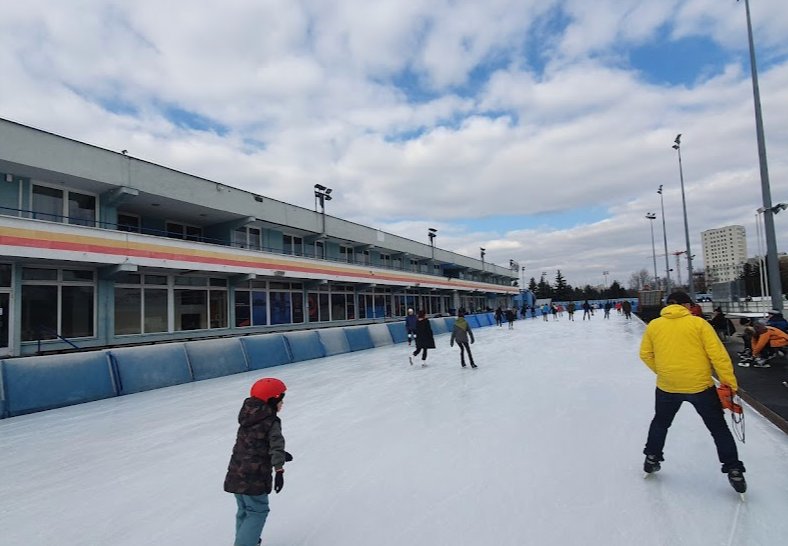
[511,300,634,321]
[732,309,788,373]
[406,308,477,368]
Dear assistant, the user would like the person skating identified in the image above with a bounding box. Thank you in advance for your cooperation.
[505,308,516,329]
[494,307,503,327]
[405,308,417,346]
[410,310,435,365]
[567,302,576,321]
[603,301,611,319]
[582,300,592,320]
[638,291,746,495]
[450,310,476,368]
[224,378,291,546]
[621,300,632,319]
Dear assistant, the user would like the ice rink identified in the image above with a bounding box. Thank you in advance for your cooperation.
[1,312,787,546]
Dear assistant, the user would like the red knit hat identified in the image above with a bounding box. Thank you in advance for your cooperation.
[250,378,287,402]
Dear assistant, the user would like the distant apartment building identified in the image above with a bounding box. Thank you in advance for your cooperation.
[702,225,747,283]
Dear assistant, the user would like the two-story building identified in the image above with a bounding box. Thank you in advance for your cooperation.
[0,118,517,357]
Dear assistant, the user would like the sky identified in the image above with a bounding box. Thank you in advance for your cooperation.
[2,315,787,545]
[1,0,788,288]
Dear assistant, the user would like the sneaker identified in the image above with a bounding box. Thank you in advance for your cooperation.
[753,359,771,368]
[643,455,661,474]
[737,349,751,357]
[727,469,747,493]
[737,359,751,367]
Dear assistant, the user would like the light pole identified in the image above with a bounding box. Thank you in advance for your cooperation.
[314,184,333,234]
[428,228,437,262]
[672,134,694,298]
[480,247,486,272]
[646,213,658,289]
[740,0,782,311]
[657,185,672,294]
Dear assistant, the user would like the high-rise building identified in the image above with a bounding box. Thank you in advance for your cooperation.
[702,225,747,284]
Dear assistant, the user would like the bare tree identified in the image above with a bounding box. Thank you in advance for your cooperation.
[628,269,651,291]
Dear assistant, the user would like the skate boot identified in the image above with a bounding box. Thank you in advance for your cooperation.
[736,348,751,358]
[727,469,747,494]
[470,362,477,369]
[461,361,466,368]
[643,454,661,475]
[737,356,753,367]
[752,357,771,368]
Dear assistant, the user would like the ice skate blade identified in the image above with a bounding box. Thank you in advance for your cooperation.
[739,493,746,502]
[408,357,413,366]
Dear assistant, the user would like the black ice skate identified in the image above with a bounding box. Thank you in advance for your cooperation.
[643,455,661,477]
[470,363,477,368]
[727,469,747,498]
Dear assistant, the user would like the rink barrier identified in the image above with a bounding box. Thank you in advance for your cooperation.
[429,317,448,335]
[344,326,375,352]
[444,317,456,332]
[284,331,326,363]
[0,351,117,417]
[367,323,394,347]
[317,328,351,356]
[386,321,408,344]
[482,313,495,326]
[466,314,482,328]
[240,334,292,370]
[184,337,249,381]
[110,343,193,395]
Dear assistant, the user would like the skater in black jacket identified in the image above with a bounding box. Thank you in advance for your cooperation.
[450,310,476,368]
[411,310,436,365]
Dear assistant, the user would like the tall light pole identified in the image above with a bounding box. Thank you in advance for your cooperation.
[428,228,437,262]
[672,134,694,298]
[740,0,782,311]
[646,213,659,289]
[657,185,672,294]
[480,247,486,272]
[314,184,333,234]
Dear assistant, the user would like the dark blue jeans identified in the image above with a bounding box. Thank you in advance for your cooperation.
[644,387,744,473]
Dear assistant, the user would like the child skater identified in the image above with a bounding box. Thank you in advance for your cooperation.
[410,309,435,366]
[405,308,418,346]
[224,378,292,546]
[450,310,477,368]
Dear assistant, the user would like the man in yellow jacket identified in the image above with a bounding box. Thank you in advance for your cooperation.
[639,291,746,494]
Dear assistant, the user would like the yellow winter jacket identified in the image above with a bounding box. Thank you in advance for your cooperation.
[639,304,738,393]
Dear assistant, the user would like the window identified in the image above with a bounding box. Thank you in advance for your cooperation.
[166,222,202,241]
[380,254,391,268]
[117,213,141,233]
[340,246,354,263]
[21,267,95,341]
[283,234,303,256]
[234,226,262,250]
[315,241,325,260]
[31,184,97,226]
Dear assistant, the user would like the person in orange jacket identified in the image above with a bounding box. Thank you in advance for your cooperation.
[748,321,788,367]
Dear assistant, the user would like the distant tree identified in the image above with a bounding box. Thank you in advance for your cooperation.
[536,273,552,299]
[553,270,572,300]
[528,277,538,293]
[739,262,761,297]
[581,284,600,300]
[628,269,650,291]
[607,280,627,298]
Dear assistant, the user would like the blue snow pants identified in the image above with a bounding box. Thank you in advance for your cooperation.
[644,387,744,473]
[234,493,270,546]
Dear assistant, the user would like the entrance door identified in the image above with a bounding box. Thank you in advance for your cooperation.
[0,293,9,355]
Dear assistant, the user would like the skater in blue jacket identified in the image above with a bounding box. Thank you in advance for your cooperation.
[405,308,418,346]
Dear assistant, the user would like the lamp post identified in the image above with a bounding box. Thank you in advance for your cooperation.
[672,134,694,298]
[645,213,658,289]
[428,228,437,261]
[657,185,672,294]
[314,184,333,234]
[739,0,782,311]
[480,247,486,272]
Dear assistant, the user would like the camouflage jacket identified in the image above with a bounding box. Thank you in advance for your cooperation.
[224,397,286,496]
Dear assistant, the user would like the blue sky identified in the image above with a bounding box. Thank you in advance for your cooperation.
[2,0,787,287]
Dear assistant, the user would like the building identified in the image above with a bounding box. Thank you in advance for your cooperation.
[0,118,517,357]
[701,225,747,284]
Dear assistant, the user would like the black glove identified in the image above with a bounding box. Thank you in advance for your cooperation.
[274,470,284,493]
[284,451,293,462]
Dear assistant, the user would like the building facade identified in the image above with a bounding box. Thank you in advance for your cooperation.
[701,225,747,284]
[0,118,517,357]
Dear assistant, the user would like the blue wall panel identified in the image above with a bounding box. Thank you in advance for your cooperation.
[344,326,374,352]
[241,334,292,370]
[482,313,494,326]
[368,324,394,347]
[2,352,116,416]
[284,331,326,362]
[110,344,192,395]
[317,328,351,356]
[185,338,248,381]
[429,318,448,335]
[466,314,482,328]
[444,317,456,333]
[386,321,408,344]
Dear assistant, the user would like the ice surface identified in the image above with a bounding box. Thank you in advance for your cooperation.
[1,314,787,545]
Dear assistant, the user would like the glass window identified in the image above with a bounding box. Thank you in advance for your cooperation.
[62,270,94,282]
[185,226,201,241]
[115,272,141,284]
[23,268,58,281]
[175,289,207,331]
[233,228,248,248]
[235,291,251,327]
[307,292,319,322]
[175,276,208,287]
[252,291,267,326]
[144,275,168,286]
[331,293,346,320]
[115,288,142,335]
[210,290,227,329]
[0,264,12,287]
[117,213,141,233]
[292,292,304,324]
[144,289,168,333]
[249,228,261,250]
[21,285,58,341]
[319,293,330,322]
[61,286,94,337]
[270,292,291,325]
[68,192,96,226]
[32,185,63,222]
[210,278,227,287]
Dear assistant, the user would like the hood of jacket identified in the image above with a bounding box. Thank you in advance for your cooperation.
[659,303,691,320]
[455,317,468,330]
[238,396,275,427]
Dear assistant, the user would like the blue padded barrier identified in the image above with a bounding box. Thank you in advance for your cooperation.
[110,344,192,395]
[386,321,408,344]
[466,314,482,328]
[284,331,326,363]
[368,323,394,347]
[344,326,375,352]
[184,338,248,381]
[429,318,448,335]
[317,328,351,356]
[241,334,292,370]
[1,352,116,417]
[482,313,494,326]
[444,317,456,333]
